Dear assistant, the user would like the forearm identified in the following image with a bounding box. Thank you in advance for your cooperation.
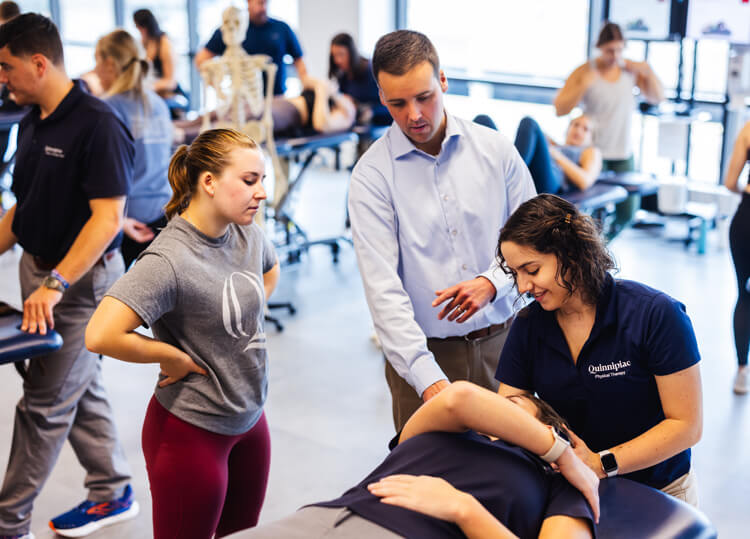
[56,210,122,284]
[153,77,177,92]
[607,418,700,476]
[88,326,186,366]
[554,154,595,190]
[400,381,553,456]
[263,262,280,299]
[638,67,664,104]
[554,83,587,116]
[0,204,18,255]
[723,126,749,192]
[454,494,517,539]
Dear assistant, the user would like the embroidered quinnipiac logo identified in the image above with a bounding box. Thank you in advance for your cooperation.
[44,145,65,158]
[588,360,631,380]
[221,271,266,351]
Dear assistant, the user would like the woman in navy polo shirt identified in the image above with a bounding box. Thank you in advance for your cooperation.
[329,32,390,126]
[495,194,702,506]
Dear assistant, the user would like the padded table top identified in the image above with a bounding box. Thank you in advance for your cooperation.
[597,477,715,538]
[0,313,63,364]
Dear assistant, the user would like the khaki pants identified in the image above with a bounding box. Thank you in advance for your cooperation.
[661,469,699,508]
[385,324,511,432]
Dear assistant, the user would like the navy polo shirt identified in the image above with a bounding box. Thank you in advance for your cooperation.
[11,80,134,264]
[204,17,303,95]
[316,431,595,538]
[496,275,701,489]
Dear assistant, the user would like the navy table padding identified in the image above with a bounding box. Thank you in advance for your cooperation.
[275,131,358,157]
[0,313,63,365]
[561,183,629,212]
[597,171,660,196]
[597,477,715,538]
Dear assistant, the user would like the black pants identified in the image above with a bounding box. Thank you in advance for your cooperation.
[121,214,168,269]
[730,192,750,367]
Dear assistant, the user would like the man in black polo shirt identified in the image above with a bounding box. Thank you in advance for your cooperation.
[0,14,136,539]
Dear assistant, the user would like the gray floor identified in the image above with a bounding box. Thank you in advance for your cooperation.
[0,162,748,538]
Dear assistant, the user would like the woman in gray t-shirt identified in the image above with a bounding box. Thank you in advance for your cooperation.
[86,128,280,539]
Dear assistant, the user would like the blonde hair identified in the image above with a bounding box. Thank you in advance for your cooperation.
[165,128,260,219]
[96,29,148,103]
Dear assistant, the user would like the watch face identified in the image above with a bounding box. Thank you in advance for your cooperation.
[555,427,571,444]
[601,452,618,472]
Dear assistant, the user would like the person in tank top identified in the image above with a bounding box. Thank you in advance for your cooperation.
[554,22,664,238]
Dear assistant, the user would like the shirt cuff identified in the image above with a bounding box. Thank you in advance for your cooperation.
[410,355,449,397]
[478,267,512,303]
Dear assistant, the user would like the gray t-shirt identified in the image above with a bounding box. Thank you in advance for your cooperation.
[107,216,277,435]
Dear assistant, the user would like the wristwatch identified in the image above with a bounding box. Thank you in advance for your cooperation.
[42,275,66,294]
[540,426,571,463]
[599,450,619,477]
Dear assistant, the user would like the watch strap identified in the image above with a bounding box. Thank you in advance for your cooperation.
[540,426,570,463]
[42,276,65,294]
[598,450,619,477]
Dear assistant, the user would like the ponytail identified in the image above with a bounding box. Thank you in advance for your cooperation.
[164,128,260,220]
[165,145,192,219]
[96,29,148,109]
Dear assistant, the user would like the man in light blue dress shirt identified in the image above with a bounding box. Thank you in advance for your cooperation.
[348,30,536,430]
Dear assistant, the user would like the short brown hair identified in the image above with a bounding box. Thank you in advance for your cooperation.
[0,1,20,22]
[0,12,63,65]
[372,30,439,82]
[596,21,625,47]
[497,194,617,306]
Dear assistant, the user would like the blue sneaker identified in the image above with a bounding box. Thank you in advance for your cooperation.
[48,485,139,537]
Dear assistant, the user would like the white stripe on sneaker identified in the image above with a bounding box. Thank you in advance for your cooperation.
[51,502,140,538]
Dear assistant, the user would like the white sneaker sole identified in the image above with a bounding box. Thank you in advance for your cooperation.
[51,501,140,538]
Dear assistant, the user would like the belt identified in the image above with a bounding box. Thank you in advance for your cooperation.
[436,317,515,343]
[33,248,120,272]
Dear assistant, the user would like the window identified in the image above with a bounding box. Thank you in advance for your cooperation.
[59,1,116,77]
[406,0,589,84]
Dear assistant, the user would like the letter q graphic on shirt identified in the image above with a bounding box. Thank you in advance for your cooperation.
[221,271,266,351]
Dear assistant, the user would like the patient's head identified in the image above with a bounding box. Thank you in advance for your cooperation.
[508,394,573,442]
[565,114,593,147]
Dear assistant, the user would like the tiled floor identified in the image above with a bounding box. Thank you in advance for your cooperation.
[0,162,747,538]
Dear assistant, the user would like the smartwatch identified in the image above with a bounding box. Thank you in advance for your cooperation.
[540,426,571,463]
[599,450,619,477]
[42,275,66,294]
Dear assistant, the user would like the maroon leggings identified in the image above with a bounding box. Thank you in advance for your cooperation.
[141,397,271,539]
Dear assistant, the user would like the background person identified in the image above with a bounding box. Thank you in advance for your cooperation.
[194,0,307,96]
[0,13,136,538]
[132,8,188,117]
[723,120,750,395]
[514,114,602,195]
[86,128,281,539]
[329,32,390,126]
[95,29,173,267]
[554,22,664,237]
[348,30,536,432]
[496,194,703,506]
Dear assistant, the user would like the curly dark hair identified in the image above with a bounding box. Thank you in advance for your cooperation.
[497,194,616,306]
